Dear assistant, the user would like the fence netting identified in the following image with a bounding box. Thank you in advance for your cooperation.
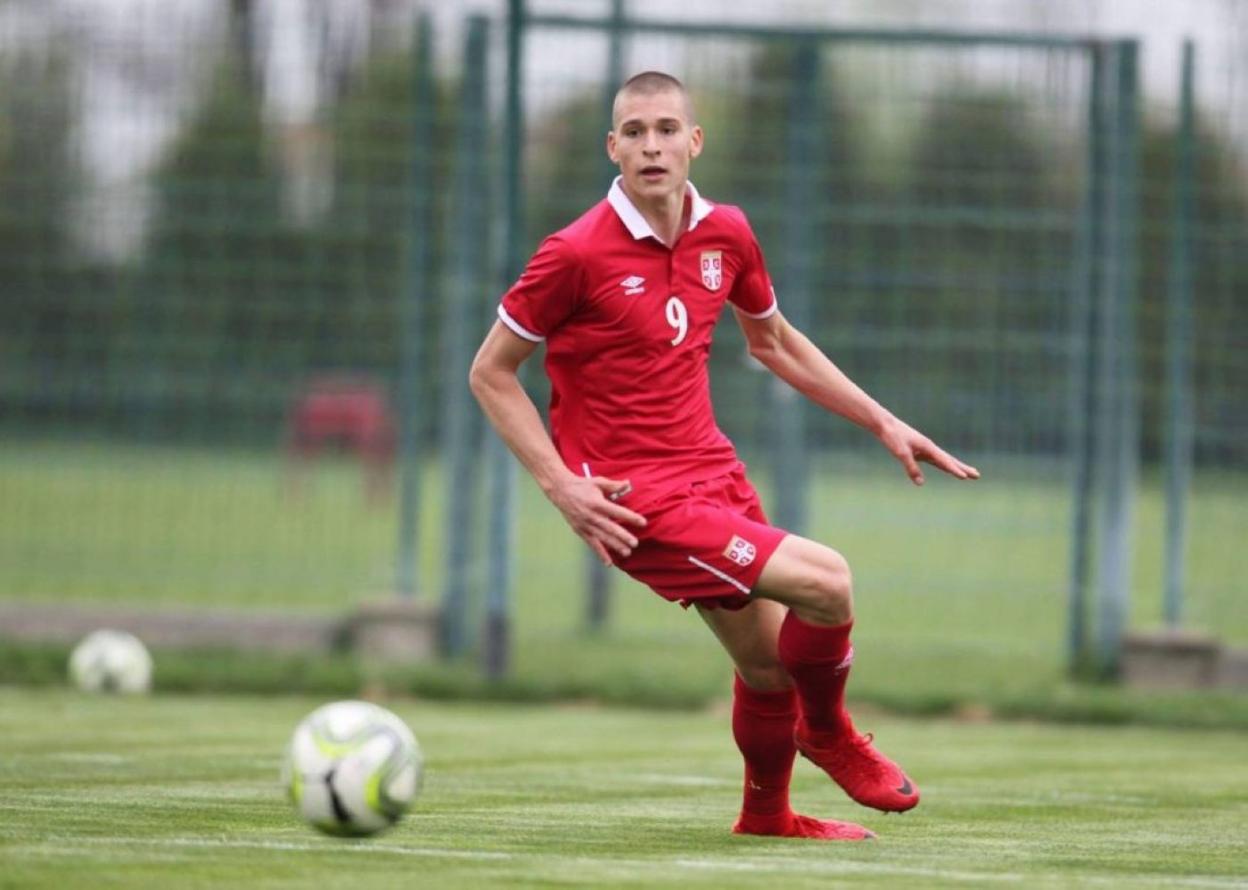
[1,2,1245,692]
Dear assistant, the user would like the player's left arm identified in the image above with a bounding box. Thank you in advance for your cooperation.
[734,308,980,486]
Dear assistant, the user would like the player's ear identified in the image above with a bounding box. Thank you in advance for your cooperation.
[689,124,704,159]
[606,130,619,164]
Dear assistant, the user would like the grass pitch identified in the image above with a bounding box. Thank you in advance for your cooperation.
[1,687,1245,889]
[4,441,1247,720]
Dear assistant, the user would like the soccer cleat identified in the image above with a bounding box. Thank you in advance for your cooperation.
[795,721,920,813]
[733,810,875,841]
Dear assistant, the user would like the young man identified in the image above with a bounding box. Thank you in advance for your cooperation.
[470,71,979,841]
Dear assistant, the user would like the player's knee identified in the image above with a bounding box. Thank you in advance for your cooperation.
[736,662,792,692]
[804,549,853,621]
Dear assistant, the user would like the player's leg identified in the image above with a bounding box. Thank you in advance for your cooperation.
[697,600,874,841]
[612,472,907,819]
[751,534,919,813]
[752,533,854,625]
[696,596,790,690]
[696,599,794,821]
[753,535,855,736]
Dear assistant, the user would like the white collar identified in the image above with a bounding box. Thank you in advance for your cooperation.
[607,176,714,241]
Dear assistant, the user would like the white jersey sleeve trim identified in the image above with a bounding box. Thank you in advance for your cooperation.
[734,298,778,320]
[497,304,545,342]
[687,556,752,596]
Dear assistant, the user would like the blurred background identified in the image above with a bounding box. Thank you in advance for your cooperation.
[1,0,1245,714]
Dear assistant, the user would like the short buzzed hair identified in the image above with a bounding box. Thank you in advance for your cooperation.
[612,71,696,128]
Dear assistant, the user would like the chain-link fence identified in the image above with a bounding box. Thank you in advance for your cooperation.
[1,1,1244,695]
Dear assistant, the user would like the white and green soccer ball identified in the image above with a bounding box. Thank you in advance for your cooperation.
[68,629,153,694]
[283,700,423,837]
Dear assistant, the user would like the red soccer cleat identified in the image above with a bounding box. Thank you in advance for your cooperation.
[795,721,920,813]
[733,810,875,841]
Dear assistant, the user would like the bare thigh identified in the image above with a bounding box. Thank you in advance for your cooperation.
[696,598,792,691]
[751,534,854,626]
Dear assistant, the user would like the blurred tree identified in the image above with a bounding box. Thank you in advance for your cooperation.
[0,52,88,430]
[1137,114,1248,466]
[119,37,442,445]
[713,43,860,452]
[895,89,1069,452]
[524,90,608,250]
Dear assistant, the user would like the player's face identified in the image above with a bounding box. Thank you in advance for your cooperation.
[607,89,703,202]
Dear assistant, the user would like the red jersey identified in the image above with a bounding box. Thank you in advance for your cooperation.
[498,178,778,506]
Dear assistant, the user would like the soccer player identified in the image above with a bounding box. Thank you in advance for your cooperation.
[470,71,980,841]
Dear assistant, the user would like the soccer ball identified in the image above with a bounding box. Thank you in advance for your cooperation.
[68,629,153,693]
[283,700,423,837]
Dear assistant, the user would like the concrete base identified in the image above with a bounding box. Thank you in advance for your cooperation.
[347,597,440,664]
[0,601,344,653]
[0,598,440,665]
[1217,648,1248,689]
[1121,630,1248,691]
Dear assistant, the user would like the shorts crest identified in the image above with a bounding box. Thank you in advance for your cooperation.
[723,534,756,567]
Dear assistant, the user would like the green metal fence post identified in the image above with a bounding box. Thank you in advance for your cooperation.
[482,0,527,679]
[583,0,628,634]
[1093,40,1141,676]
[395,13,434,600]
[769,41,819,535]
[441,15,490,656]
[1163,39,1196,629]
[1067,41,1107,674]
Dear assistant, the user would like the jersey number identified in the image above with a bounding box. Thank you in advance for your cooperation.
[665,296,688,346]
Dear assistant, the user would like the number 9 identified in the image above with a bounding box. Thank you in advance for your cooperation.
[665,296,688,346]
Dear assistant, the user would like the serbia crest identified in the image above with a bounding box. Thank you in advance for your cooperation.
[700,250,722,291]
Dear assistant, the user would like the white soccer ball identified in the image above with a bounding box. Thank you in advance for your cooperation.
[283,700,423,837]
[68,629,153,694]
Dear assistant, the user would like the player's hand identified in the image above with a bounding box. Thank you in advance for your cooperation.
[876,417,980,486]
[546,475,647,566]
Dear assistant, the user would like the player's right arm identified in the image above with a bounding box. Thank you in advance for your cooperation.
[468,321,646,565]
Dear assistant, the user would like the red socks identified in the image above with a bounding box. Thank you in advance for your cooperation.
[731,671,874,842]
[731,614,856,815]
[731,673,798,818]
[777,612,854,737]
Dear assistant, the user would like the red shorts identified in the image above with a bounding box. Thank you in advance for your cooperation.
[614,467,789,610]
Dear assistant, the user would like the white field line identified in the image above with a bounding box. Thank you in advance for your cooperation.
[674,857,1248,889]
[628,773,732,787]
[7,835,513,861]
[7,834,1246,888]
[674,858,1028,883]
[42,752,131,764]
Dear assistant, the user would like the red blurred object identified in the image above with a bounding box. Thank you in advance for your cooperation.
[285,375,396,502]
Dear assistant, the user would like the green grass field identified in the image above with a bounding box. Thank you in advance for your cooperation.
[1,687,1245,889]
[3,439,1247,721]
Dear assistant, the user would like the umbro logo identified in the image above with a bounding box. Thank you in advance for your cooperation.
[619,275,646,295]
